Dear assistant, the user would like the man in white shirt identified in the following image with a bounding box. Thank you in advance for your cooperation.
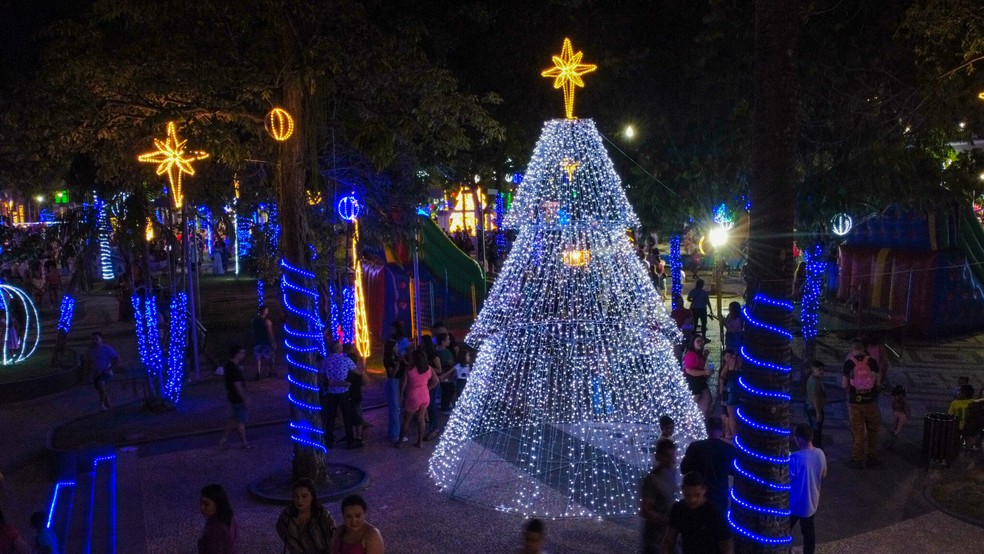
[789,423,827,554]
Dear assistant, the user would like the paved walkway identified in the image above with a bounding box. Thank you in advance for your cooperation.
[1,276,983,552]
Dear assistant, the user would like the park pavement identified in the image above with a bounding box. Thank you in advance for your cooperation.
[1,276,983,552]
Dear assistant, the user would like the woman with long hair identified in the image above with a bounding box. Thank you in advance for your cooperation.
[718,348,743,439]
[682,335,712,415]
[198,484,238,554]
[723,301,745,352]
[398,349,438,448]
[276,478,336,553]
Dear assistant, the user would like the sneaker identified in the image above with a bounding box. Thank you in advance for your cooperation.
[845,459,864,469]
[866,456,883,467]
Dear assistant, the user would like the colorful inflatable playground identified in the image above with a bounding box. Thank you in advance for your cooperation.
[364,215,487,343]
[837,203,984,337]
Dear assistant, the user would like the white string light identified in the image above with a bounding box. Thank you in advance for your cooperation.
[430,118,705,518]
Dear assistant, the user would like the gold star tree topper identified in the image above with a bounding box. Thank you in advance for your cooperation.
[541,38,597,119]
[138,122,209,209]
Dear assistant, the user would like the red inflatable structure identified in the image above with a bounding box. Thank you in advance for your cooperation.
[837,205,984,337]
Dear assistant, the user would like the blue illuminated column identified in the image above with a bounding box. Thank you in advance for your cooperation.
[730,293,793,548]
[281,260,327,456]
[670,235,682,308]
[96,198,114,280]
[341,286,355,344]
[800,245,824,343]
[57,295,76,334]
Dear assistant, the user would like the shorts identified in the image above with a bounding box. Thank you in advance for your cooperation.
[253,345,274,360]
[231,403,249,423]
[686,374,708,395]
[94,371,113,387]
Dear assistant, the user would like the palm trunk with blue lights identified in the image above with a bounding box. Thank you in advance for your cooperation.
[278,78,327,484]
[730,2,798,551]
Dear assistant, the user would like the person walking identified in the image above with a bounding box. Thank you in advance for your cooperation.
[383,322,411,445]
[661,471,733,554]
[680,416,736,520]
[789,423,827,554]
[640,439,678,554]
[343,343,367,448]
[86,332,120,411]
[843,339,881,469]
[686,279,714,337]
[330,495,384,554]
[218,346,254,450]
[198,484,239,554]
[276,478,336,554]
[319,342,356,449]
[252,306,277,380]
[435,333,456,413]
[805,360,826,447]
[398,350,438,448]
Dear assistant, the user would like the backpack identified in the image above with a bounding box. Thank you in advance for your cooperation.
[849,355,876,391]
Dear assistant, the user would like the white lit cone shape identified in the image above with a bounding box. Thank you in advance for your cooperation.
[429,118,706,518]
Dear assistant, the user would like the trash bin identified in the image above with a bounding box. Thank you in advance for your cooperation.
[922,412,960,466]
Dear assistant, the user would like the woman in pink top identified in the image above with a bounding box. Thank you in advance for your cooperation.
[331,495,384,554]
[682,335,712,415]
[398,349,438,448]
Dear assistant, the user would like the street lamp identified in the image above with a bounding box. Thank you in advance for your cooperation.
[623,124,636,139]
[708,225,730,340]
[34,195,44,222]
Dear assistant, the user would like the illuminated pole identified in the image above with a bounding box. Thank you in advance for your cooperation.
[709,225,730,340]
[138,122,209,381]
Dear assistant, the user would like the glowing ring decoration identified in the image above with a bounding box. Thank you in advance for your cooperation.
[831,213,853,236]
[0,284,41,365]
[336,195,361,222]
[265,107,295,142]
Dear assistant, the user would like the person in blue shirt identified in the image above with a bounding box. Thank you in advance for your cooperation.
[86,332,120,411]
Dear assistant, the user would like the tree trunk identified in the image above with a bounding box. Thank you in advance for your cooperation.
[733,2,799,552]
[278,77,328,484]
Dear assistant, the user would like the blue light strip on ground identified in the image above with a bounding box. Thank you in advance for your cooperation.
[46,481,76,528]
[86,455,117,554]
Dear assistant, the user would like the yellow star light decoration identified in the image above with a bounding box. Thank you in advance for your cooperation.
[138,122,209,210]
[541,37,597,119]
[560,157,581,183]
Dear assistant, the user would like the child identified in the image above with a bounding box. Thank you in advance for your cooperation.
[452,348,473,409]
[659,415,675,442]
[949,384,977,449]
[890,385,909,437]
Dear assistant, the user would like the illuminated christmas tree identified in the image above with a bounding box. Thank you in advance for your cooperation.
[429,39,705,518]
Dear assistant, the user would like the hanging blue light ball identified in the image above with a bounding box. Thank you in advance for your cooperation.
[337,195,361,222]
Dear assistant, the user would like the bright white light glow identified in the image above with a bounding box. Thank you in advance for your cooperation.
[430,118,705,518]
[624,125,635,139]
[709,226,729,248]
